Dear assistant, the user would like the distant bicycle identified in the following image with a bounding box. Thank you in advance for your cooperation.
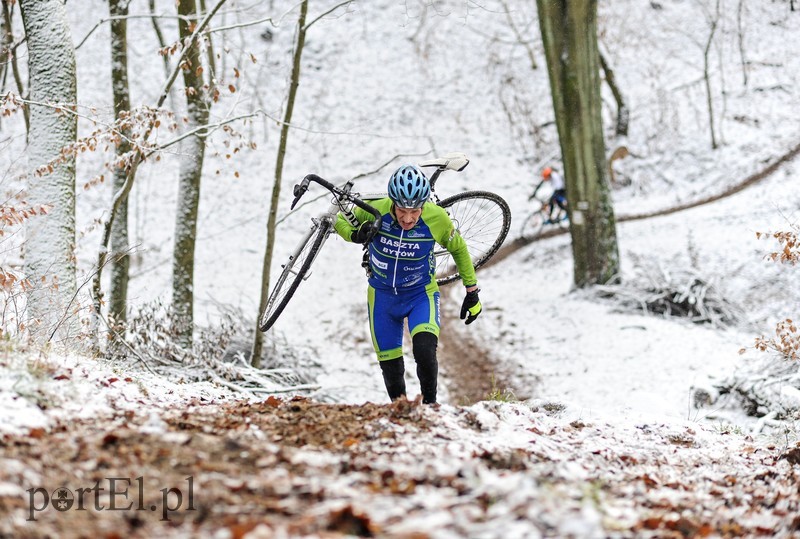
[519,197,568,241]
[259,153,511,332]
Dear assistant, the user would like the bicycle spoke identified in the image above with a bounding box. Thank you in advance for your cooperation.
[435,191,511,285]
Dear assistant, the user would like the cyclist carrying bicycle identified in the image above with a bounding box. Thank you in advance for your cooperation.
[532,166,567,224]
[334,164,482,404]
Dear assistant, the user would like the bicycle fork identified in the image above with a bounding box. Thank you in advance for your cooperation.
[281,220,330,281]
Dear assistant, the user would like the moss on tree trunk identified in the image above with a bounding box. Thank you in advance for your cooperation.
[537,0,620,286]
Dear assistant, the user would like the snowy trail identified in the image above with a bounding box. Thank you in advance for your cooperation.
[437,293,534,405]
[2,395,797,539]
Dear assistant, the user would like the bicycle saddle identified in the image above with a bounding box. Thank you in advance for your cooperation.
[419,152,470,172]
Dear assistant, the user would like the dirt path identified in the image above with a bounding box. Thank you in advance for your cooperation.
[437,305,532,405]
[5,146,798,538]
[437,286,544,406]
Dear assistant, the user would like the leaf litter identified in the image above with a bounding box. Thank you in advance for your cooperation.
[2,392,799,538]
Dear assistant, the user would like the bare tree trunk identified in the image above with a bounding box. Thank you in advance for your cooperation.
[737,0,748,88]
[173,0,212,347]
[537,0,620,287]
[19,0,78,344]
[108,0,132,325]
[90,0,228,348]
[703,0,720,150]
[0,2,7,99]
[598,49,628,138]
[251,0,309,367]
[1,0,29,132]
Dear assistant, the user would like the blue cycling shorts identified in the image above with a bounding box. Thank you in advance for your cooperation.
[367,281,440,361]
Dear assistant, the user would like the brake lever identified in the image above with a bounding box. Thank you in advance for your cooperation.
[290,178,310,210]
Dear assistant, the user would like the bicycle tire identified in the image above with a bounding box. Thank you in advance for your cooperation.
[520,210,546,240]
[259,220,331,331]
[555,209,570,230]
[435,190,511,286]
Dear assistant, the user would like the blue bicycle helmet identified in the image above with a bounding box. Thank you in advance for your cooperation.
[387,165,430,209]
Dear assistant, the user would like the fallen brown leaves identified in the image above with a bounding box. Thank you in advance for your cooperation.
[0,397,434,538]
[0,398,798,538]
[167,395,434,450]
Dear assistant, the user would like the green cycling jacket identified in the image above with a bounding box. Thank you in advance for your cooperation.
[334,198,477,291]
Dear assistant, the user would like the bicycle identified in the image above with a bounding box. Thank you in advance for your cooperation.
[259,152,511,332]
[519,190,568,241]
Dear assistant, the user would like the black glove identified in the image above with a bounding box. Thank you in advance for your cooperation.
[351,221,377,244]
[460,288,482,325]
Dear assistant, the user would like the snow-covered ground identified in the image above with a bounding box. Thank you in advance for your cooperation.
[2,357,798,538]
[2,0,798,437]
[1,0,800,536]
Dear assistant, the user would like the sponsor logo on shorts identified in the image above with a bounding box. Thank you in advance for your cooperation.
[403,275,423,287]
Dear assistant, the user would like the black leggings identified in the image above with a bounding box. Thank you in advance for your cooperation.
[379,332,438,404]
[550,189,567,211]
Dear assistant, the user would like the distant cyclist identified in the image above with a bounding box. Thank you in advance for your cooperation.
[531,166,567,224]
[334,164,482,405]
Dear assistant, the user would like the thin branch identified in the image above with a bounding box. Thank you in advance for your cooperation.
[499,0,537,70]
[149,0,174,94]
[2,1,27,131]
[206,12,286,34]
[210,372,256,394]
[304,0,355,30]
[75,13,192,50]
[250,383,321,393]
[7,95,421,170]
[47,254,116,344]
[97,309,158,375]
[143,109,268,154]
[11,94,144,149]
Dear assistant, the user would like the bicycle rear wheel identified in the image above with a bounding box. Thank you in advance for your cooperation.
[259,220,331,331]
[435,190,511,286]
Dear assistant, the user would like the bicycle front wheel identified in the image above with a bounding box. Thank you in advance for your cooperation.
[259,220,331,332]
[520,210,546,241]
[436,190,511,286]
